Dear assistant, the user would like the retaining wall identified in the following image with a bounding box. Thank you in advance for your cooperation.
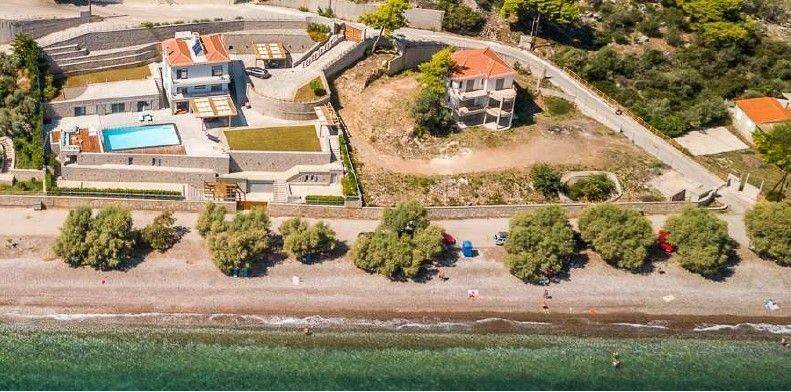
[75,153,229,173]
[0,194,236,212]
[61,165,219,187]
[9,169,45,182]
[259,0,444,31]
[267,201,697,220]
[387,40,445,75]
[1,13,90,44]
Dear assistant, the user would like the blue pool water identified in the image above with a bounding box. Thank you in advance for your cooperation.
[101,124,180,151]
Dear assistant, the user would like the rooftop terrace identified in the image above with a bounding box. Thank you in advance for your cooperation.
[224,124,321,152]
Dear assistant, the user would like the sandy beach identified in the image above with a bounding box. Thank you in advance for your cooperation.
[0,207,788,329]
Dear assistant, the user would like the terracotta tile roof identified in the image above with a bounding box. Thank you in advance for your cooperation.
[162,37,192,66]
[734,97,791,124]
[162,34,230,66]
[200,34,230,63]
[450,47,515,80]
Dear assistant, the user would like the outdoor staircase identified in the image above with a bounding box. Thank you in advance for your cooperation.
[328,135,341,162]
[272,180,289,203]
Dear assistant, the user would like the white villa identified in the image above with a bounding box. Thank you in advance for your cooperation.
[446,47,517,130]
[161,32,233,115]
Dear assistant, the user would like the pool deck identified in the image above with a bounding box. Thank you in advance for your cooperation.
[48,109,226,157]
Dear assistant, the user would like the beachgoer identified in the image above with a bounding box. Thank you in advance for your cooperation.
[542,302,549,312]
[543,289,550,299]
[303,327,313,336]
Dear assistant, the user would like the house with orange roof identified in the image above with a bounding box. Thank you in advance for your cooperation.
[731,96,791,140]
[446,47,517,130]
[161,32,233,115]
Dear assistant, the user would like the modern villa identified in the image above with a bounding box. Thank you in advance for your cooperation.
[161,32,233,115]
[445,47,517,130]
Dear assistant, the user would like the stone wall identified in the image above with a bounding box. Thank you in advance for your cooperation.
[75,152,229,173]
[323,39,369,78]
[1,13,89,44]
[246,87,331,120]
[9,169,45,182]
[267,201,697,220]
[259,0,444,31]
[229,150,331,172]
[0,194,236,212]
[387,40,445,75]
[61,165,219,186]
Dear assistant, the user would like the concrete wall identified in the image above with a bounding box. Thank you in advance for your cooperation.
[260,0,444,31]
[1,13,89,44]
[246,87,331,120]
[46,93,161,118]
[387,40,445,75]
[0,194,236,212]
[229,150,331,172]
[266,201,697,220]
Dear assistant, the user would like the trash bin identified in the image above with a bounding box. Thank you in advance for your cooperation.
[461,241,474,257]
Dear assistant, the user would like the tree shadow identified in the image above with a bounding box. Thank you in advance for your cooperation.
[703,243,742,282]
[511,82,541,127]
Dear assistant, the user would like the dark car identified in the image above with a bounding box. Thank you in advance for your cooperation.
[245,67,271,79]
[494,231,508,246]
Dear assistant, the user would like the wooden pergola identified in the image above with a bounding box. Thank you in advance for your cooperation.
[254,42,288,68]
[190,95,238,127]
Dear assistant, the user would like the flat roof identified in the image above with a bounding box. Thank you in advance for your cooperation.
[54,78,159,103]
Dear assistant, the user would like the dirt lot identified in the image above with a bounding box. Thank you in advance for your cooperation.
[333,61,665,206]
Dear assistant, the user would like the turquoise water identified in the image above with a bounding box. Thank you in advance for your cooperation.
[0,326,789,390]
[102,124,180,151]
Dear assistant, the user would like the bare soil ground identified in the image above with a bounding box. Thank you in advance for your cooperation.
[334,64,665,206]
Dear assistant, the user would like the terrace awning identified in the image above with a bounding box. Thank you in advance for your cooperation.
[254,42,288,61]
[190,95,238,119]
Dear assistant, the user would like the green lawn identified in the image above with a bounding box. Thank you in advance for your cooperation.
[224,125,321,152]
[60,65,151,88]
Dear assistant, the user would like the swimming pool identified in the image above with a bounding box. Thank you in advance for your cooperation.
[101,124,181,152]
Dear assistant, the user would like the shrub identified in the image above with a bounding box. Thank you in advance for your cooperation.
[567,174,616,202]
[744,201,790,266]
[309,78,327,96]
[440,0,485,35]
[504,206,575,282]
[196,202,226,236]
[141,211,178,252]
[544,96,573,116]
[141,21,154,29]
[83,207,136,270]
[305,195,345,205]
[280,218,337,261]
[530,164,564,198]
[351,200,444,278]
[207,208,272,274]
[307,22,330,42]
[578,204,655,271]
[663,207,732,276]
[53,206,92,267]
[298,6,309,12]
[317,7,336,18]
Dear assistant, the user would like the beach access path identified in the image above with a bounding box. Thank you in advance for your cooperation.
[0,207,787,322]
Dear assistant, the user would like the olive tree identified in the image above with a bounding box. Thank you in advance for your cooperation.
[205,207,272,274]
[351,200,445,279]
[53,206,93,267]
[663,207,732,276]
[83,207,137,270]
[141,211,178,253]
[578,204,654,271]
[744,201,790,266]
[359,0,411,52]
[280,218,337,261]
[504,205,575,282]
[196,202,226,236]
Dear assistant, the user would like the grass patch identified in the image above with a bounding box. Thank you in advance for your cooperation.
[307,23,330,42]
[544,96,574,116]
[305,195,345,205]
[224,125,320,152]
[60,65,151,88]
[294,77,327,103]
[698,149,786,191]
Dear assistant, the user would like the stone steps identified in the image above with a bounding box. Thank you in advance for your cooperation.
[47,47,89,61]
[272,180,289,203]
[44,43,81,55]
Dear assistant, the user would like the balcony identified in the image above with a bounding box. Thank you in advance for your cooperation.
[171,74,230,87]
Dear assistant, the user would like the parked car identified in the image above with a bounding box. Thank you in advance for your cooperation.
[657,230,674,254]
[245,67,271,79]
[494,231,508,246]
[442,232,456,246]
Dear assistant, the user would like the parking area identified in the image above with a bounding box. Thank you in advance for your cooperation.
[673,127,749,156]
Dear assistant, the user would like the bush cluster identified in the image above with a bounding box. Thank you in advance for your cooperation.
[567,174,615,202]
[744,201,790,266]
[529,164,564,198]
[504,206,575,282]
[53,207,136,270]
[439,0,485,35]
[663,207,732,276]
[280,217,337,261]
[578,204,654,271]
[351,200,445,279]
[197,203,272,274]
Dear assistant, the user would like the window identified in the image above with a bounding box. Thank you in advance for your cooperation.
[127,157,133,165]
[465,79,475,92]
[210,84,223,93]
[212,65,224,77]
[176,87,187,95]
[73,106,86,116]
[176,69,188,79]
[110,103,125,113]
[495,78,504,90]
[194,85,206,90]
[136,101,149,112]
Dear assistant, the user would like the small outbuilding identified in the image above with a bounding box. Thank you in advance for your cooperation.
[730,96,791,141]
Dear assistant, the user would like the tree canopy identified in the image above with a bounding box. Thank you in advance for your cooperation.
[53,207,137,270]
[663,207,732,277]
[280,218,337,261]
[744,201,790,266]
[504,206,575,282]
[198,204,272,274]
[412,47,457,137]
[500,0,581,25]
[754,122,791,173]
[351,200,445,279]
[578,204,655,271]
[359,0,411,51]
[530,164,564,198]
[141,211,178,253]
